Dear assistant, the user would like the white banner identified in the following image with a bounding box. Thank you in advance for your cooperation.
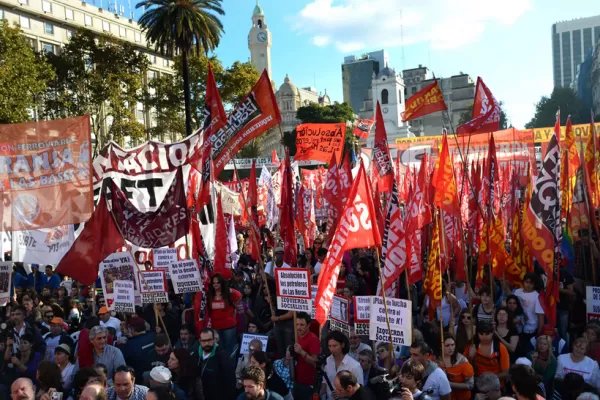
[169,259,202,294]
[240,334,269,354]
[99,252,141,310]
[0,262,12,306]
[213,181,242,216]
[369,296,412,346]
[112,280,135,313]
[586,287,600,321]
[139,270,169,304]
[11,226,74,265]
[275,268,312,312]
[353,296,371,323]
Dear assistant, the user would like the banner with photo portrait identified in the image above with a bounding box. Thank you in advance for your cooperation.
[0,262,12,306]
[330,295,350,335]
[99,251,141,310]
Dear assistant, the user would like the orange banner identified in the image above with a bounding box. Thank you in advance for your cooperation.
[401,81,447,122]
[294,123,346,163]
[0,116,93,231]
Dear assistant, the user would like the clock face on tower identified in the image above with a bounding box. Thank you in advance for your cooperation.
[257,32,267,42]
[383,107,389,114]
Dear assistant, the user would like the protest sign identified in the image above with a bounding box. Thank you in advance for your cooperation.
[275,268,311,312]
[139,270,169,304]
[586,287,600,321]
[354,296,371,336]
[240,334,269,355]
[294,123,346,163]
[330,295,350,335]
[169,259,202,294]
[153,248,178,277]
[311,284,317,320]
[0,262,12,306]
[369,296,412,346]
[99,252,141,309]
[11,225,75,265]
[112,280,135,313]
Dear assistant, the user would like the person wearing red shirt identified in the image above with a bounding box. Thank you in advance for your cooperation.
[292,312,322,400]
[207,273,242,357]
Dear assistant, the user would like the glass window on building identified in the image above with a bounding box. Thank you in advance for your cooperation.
[584,28,593,53]
[562,31,572,84]
[573,29,582,65]
[0,9,4,19]
[19,16,30,29]
[42,0,52,13]
[148,70,157,80]
[163,58,169,67]
[66,29,73,39]
[42,42,55,54]
[65,8,73,19]
[149,54,156,64]
[18,0,28,5]
[398,90,402,104]
[381,89,389,104]
[44,23,54,35]
[412,87,417,94]
[119,26,126,37]
[135,32,141,42]
[102,21,109,31]
[84,15,92,26]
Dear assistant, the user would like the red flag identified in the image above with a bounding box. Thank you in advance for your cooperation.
[456,78,500,135]
[197,143,212,210]
[280,151,297,267]
[55,196,125,286]
[432,132,460,216]
[488,211,525,285]
[314,162,381,325]
[353,117,375,139]
[213,194,232,279]
[202,63,227,141]
[423,211,442,320]
[296,185,308,249]
[372,182,385,242]
[248,160,260,261]
[272,149,280,168]
[401,80,447,122]
[373,102,395,193]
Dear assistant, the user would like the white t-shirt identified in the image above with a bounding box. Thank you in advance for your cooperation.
[556,354,600,389]
[423,362,452,400]
[100,316,122,336]
[323,354,364,400]
[514,289,543,334]
[314,262,322,275]
[265,261,291,276]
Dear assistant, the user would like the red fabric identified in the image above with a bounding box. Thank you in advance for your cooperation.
[209,289,242,330]
[213,194,232,280]
[401,80,447,122]
[77,328,94,368]
[352,118,375,139]
[295,331,321,385]
[373,102,395,193]
[202,63,227,141]
[197,146,212,210]
[248,161,261,261]
[456,78,500,135]
[280,151,297,267]
[55,196,124,286]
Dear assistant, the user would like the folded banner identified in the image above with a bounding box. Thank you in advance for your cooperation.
[352,118,375,139]
[211,70,282,175]
[12,225,75,265]
[0,116,93,231]
[294,123,346,163]
[109,168,188,248]
[401,80,447,122]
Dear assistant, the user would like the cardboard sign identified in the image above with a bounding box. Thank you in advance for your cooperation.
[240,334,269,355]
[331,295,350,324]
[311,284,317,320]
[99,252,141,309]
[139,270,169,304]
[275,267,312,312]
[153,248,178,277]
[112,280,135,313]
[0,262,12,306]
[169,259,202,294]
[369,296,412,346]
[294,123,346,163]
[353,296,371,336]
[586,287,600,322]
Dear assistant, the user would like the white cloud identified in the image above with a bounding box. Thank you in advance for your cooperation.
[292,0,532,52]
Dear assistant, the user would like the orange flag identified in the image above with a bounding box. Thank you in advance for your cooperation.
[432,132,460,216]
[423,211,442,321]
[401,80,447,122]
[584,113,600,209]
[314,162,382,326]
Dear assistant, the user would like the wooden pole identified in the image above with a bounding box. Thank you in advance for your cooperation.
[405,272,415,341]
[375,248,395,354]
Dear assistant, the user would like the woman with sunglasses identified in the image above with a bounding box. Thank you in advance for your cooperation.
[207,273,242,356]
[438,334,474,400]
[376,342,401,378]
[455,309,475,355]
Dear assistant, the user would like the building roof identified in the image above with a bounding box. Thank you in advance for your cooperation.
[377,67,396,79]
[253,0,264,15]
[278,74,297,96]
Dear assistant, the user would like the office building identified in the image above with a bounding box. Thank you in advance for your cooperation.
[552,15,600,88]
[592,41,600,115]
[342,50,388,114]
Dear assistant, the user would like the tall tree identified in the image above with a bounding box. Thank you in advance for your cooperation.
[41,30,148,150]
[0,21,54,124]
[525,87,596,128]
[136,0,225,137]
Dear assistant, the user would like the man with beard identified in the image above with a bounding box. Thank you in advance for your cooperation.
[198,328,236,400]
[106,366,148,400]
[11,378,35,400]
[236,366,284,400]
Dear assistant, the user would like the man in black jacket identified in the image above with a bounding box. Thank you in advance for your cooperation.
[198,328,236,400]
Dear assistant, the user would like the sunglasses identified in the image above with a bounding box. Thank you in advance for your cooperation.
[462,316,471,320]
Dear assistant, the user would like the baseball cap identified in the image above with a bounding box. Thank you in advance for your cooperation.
[50,317,64,325]
[55,343,71,356]
[150,366,172,384]
[274,247,284,254]
[98,306,110,314]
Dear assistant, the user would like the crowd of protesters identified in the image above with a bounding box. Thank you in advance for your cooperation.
[2,227,600,400]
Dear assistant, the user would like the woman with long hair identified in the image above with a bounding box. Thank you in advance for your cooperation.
[438,334,474,400]
[494,307,519,358]
[167,348,204,400]
[207,273,241,355]
[376,342,401,378]
[506,294,526,334]
[466,321,510,386]
[455,309,475,355]
[530,335,557,396]
[36,360,64,398]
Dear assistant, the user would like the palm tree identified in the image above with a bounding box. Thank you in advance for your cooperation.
[136,0,224,137]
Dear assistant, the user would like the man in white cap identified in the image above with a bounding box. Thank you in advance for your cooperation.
[264,247,290,276]
[148,366,187,400]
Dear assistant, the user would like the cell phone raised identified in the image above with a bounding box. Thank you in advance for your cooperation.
[51,392,63,400]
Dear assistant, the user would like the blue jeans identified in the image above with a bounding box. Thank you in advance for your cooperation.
[557,309,570,348]
[217,326,238,357]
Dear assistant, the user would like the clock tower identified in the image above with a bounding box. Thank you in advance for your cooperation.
[248,0,272,78]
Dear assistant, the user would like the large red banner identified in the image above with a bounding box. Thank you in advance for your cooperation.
[0,116,93,231]
[295,123,346,163]
[401,80,447,122]
[211,70,281,175]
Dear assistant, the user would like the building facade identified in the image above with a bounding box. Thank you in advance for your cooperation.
[0,0,173,143]
[552,15,600,88]
[342,50,388,115]
[247,0,271,78]
[592,41,600,115]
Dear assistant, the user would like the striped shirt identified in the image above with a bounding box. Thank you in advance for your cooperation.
[107,385,148,400]
[93,345,126,378]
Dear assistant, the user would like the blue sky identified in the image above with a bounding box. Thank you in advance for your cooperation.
[131,0,599,129]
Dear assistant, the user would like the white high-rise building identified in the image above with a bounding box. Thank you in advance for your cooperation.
[552,15,600,88]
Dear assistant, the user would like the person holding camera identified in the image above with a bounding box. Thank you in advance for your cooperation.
[398,359,433,400]
[5,333,42,384]
[291,312,321,400]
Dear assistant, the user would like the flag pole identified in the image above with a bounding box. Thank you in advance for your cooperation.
[232,158,276,316]
[375,247,395,355]
[435,209,446,362]
[578,132,598,285]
